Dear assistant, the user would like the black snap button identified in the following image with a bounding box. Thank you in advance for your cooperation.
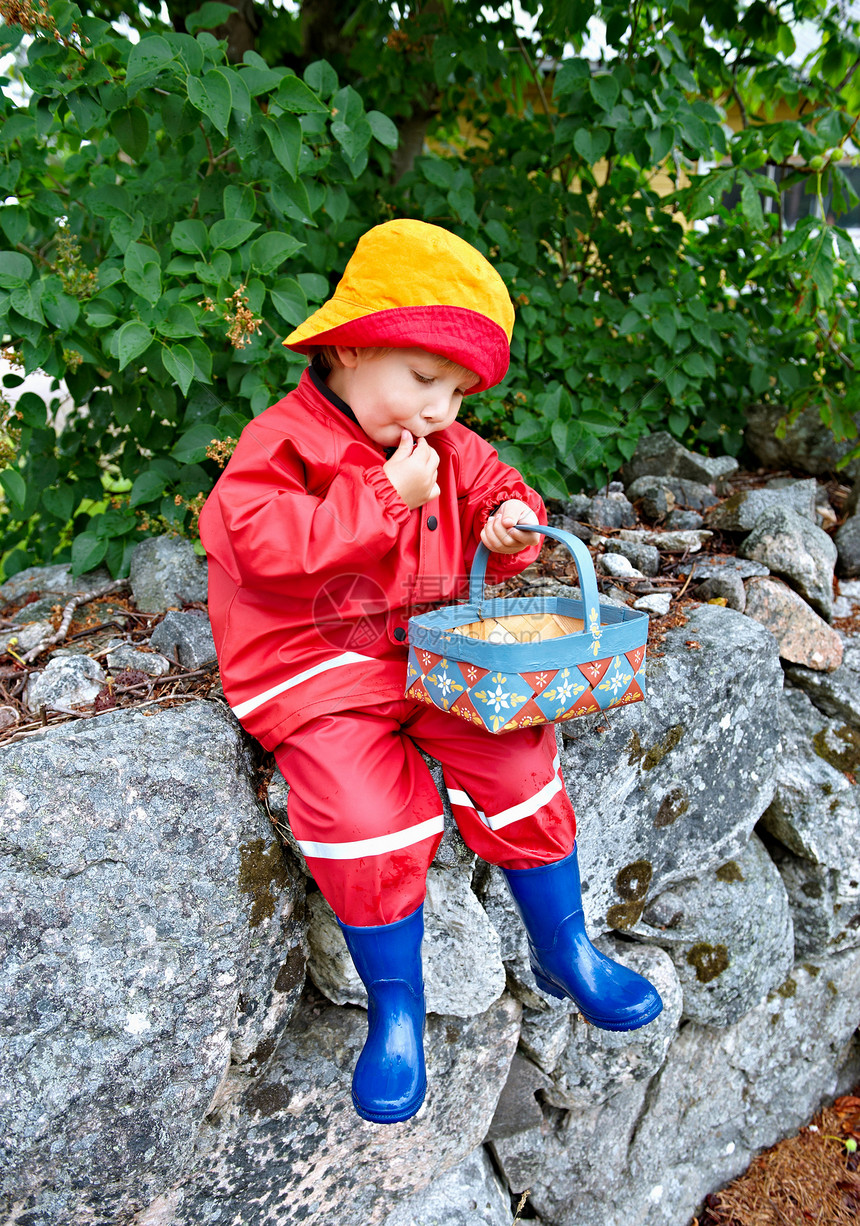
[427,515,438,530]
[393,627,407,641]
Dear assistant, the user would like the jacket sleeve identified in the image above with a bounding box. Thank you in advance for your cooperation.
[453,428,547,582]
[198,425,411,594]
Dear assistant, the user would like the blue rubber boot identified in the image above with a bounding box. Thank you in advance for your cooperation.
[502,845,663,1031]
[337,905,426,1124]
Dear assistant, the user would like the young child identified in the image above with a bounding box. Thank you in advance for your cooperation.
[198,219,662,1126]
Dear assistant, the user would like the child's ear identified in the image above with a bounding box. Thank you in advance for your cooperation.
[335,345,360,368]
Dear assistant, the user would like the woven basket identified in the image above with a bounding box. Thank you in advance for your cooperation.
[405,524,648,734]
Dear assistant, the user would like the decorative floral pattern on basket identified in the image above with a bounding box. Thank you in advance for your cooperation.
[406,647,646,734]
[404,523,649,734]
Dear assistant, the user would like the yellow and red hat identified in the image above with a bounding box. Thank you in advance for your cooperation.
[282,219,514,394]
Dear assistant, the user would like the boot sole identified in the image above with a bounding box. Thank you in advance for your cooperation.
[532,970,664,1032]
[352,1078,427,1124]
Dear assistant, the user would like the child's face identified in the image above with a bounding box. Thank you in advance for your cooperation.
[331,346,478,447]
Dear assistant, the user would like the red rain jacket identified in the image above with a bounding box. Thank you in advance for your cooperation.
[198,368,546,750]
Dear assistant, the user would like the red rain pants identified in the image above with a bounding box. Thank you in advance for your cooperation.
[273,698,576,926]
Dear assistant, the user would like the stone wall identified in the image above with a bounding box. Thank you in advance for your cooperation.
[2,434,860,1226]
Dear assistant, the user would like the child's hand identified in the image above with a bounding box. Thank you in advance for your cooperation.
[383,430,441,509]
[481,499,540,553]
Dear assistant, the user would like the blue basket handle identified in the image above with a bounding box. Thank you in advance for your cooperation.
[469,523,602,630]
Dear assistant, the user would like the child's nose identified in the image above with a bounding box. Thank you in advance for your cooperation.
[423,391,455,420]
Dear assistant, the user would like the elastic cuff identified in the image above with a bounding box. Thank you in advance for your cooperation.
[365,464,413,524]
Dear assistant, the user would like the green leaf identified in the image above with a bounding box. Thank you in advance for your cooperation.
[297,272,329,300]
[110,212,145,251]
[15,392,47,427]
[553,58,590,100]
[0,251,33,289]
[67,92,104,135]
[163,343,196,395]
[740,175,765,230]
[223,184,256,220]
[304,59,338,98]
[270,178,315,225]
[10,282,45,324]
[126,261,162,305]
[646,126,674,163]
[129,469,168,506]
[551,418,569,455]
[0,206,28,246]
[682,351,712,378]
[43,288,80,330]
[573,127,610,164]
[71,530,108,576]
[110,107,149,161]
[171,219,209,256]
[275,74,329,113]
[263,115,302,178]
[367,110,398,149]
[269,276,308,324]
[185,1,234,32]
[652,313,677,347]
[209,218,260,249]
[249,231,303,275]
[0,468,26,511]
[590,75,620,112]
[42,483,75,521]
[126,35,175,93]
[187,69,232,138]
[116,320,153,370]
[172,420,219,463]
[157,303,201,338]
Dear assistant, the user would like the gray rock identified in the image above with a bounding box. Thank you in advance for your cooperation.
[518,1004,575,1075]
[739,506,837,620]
[743,577,843,671]
[763,836,860,960]
[306,868,506,1018]
[705,481,818,531]
[694,572,746,611]
[23,653,105,713]
[106,641,172,677]
[541,941,682,1110]
[757,690,860,958]
[382,1146,515,1226]
[619,432,738,488]
[601,538,660,576]
[0,562,111,612]
[617,527,713,552]
[492,1080,652,1223]
[633,833,794,1026]
[563,495,593,522]
[559,604,782,935]
[622,949,860,1226]
[674,555,769,582]
[587,490,637,530]
[745,400,860,480]
[485,1053,551,1141]
[0,620,53,656]
[150,611,217,669]
[496,949,860,1226]
[154,993,522,1226]
[597,553,645,579]
[664,509,704,530]
[626,476,718,518]
[632,593,671,616]
[0,701,305,1226]
[835,514,860,579]
[784,636,860,727]
[130,536,209,614]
